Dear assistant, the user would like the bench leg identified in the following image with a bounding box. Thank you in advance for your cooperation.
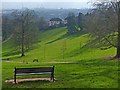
[14,67,16,84]
[50,75,52,81]
[51,72,54,82]
[53,74,54,82]
[50,73,54,82]
[14,74,16,84]
[50,72,53,81]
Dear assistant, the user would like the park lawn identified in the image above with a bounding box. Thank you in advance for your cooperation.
[2,59,118,88]
[2,27,119,88]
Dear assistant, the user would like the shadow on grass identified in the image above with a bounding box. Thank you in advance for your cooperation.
[65,31,87,40]
[46,34,67,44]
[17,80,50,85]
[64,43,92,58]
[46,31,87,44]
[2,46,38,59]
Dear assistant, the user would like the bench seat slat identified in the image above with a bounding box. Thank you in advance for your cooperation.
[16,67,53,74]
[16,72,51,76]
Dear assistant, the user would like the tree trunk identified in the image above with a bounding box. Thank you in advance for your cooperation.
[116,4,120,58]
[21,35,25,57]
[21,21,25,57]
[116,30,120,58]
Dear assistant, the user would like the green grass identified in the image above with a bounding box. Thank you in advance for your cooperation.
[2,27,119,88]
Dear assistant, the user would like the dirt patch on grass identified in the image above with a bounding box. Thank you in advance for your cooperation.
[5,78,57,84]
[103,56,120,60]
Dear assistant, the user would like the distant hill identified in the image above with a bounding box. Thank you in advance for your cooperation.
[35,8,91,20]
[2,8,91,21]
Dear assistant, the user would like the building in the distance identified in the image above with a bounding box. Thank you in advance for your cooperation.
[49,18,67,27]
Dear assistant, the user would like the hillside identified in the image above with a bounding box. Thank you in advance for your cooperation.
[2,27,116,62]
[2,27,118,88]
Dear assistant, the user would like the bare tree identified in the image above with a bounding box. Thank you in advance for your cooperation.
[2,15,13,41]
[85,0,120,58]
[12,8,39,57]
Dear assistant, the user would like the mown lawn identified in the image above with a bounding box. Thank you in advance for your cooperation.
[2,27,119,88]
[2,58,118,88]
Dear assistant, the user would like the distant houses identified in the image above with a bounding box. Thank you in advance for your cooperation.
[49,18,67,28]
[49,18,62,26]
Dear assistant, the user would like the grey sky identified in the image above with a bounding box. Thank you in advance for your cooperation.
[2,0,92,2]
[2,0,93,9]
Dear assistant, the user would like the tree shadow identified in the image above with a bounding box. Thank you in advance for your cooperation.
[46,34,67,44]
[2,46,38,59]
[64,43,91,58]
[46,31,87,44]
[65,31,87,40]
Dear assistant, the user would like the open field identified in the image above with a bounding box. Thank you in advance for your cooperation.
[2,27,119,88]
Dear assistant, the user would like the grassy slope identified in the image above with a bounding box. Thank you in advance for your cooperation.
[2,27,119,88]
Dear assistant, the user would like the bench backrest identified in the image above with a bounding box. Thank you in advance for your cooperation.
[15,66,54,75]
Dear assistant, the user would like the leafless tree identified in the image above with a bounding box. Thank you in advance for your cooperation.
[12,8,39,57]
[85,0,120,58]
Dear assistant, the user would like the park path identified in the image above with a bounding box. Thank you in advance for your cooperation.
[3,61,74,64]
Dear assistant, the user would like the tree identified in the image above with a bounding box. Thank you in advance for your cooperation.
[77,12,85,31]
[2,15,13,41]
[12,8,39,57]
[66,12,77,34]
[85,0,120,58]
[116,1,120,58]
[37,17,49,31]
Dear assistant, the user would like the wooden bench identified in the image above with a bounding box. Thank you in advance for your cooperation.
[14,66,54,84]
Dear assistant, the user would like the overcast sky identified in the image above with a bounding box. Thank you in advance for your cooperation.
[2,0,92,2]
[2,0,93,9]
